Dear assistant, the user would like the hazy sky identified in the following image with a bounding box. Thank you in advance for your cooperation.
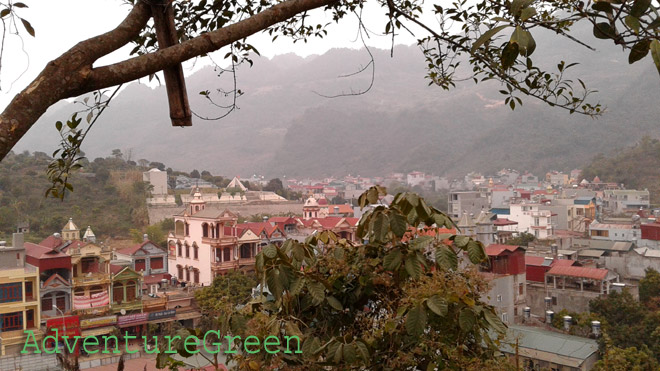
[0,0,423,110]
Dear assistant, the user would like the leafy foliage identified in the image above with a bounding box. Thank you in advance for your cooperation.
[194,271,258,313]
[163,187,511,370]
[504,232,536,247]
[639,268,660,304]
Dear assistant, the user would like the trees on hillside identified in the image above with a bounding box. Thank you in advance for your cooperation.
[158,187,512,370]
[1,0,660,180]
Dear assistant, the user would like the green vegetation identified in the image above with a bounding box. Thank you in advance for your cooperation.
[582,137,660,205]
[194,271,258,313]
[504,232,536,247]
[158,187,512,370]
[0,150,153,241]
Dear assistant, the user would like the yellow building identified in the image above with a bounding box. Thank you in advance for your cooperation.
[0,233,42,356]
[68,241,112,316]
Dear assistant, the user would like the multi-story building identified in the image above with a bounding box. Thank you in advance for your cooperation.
[114,237,170,295]
[168,189,239,285]
[589,222,641,241]
[0,233,42,356]
[69,241,112,316]
[480,244,526,324]
[447,191,489,220]
[508,203,554,239]
[602,189,650,214]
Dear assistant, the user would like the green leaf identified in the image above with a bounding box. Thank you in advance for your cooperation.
[263,245,277,259]
[308,281,325,305]
[466,240,487,264]
[55,121,63,131]
[302,336,321,358]
[405,254,423,279]
[459,308,477,332]
[390,212,408,238]
[405,304,427,336]
[520,7,536,21]
[285,321,303,337]
[453,235,470,248]
[593,22,616,39]
[628,39,650,64]
[290,276,305,295]
[501,42,519,69]
[333,342,343,363]
[592,1,613,12]
[631,0,651,17]
[625,16,642,35]
[355,340,370,361]
[651,40,660,76]
[383,248,403,271]
[327,296,343,311]
[435,246,458,270]
[471,25,509,53]
[343,343,357,364]
[410,235,433,250]
[511,0,534,17]
[371,212,389,243]
[426,295,448,316]
[20,17,34,37]
[510,26,536,56]
[484,307,508,334]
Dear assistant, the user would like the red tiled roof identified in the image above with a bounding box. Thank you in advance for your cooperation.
[485,244,524,256]
[24,242,67,259]
[318,198,329,205]
[116,240,154,256]
[546,265,609,280]
[110,264,126,275]
[325,204,354,215]
[144,273,172,285]
[525,256,547,266]
[269,217,296,224]
[494,218,518,226]
[553,259,577,267]
[40,235,64,250]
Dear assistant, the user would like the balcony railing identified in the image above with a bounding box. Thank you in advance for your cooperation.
[143,296,167,311]
[212,261,237,271]
[202,236,237,245]
[72,273,110,285]
[111,300,143,313]
[73,305,109,316]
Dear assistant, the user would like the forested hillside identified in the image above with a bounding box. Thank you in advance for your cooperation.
[0,151,153,241]
[582,137,660,206]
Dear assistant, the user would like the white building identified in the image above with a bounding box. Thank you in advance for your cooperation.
[589,222,641,241]
[602,190,650,214]
[167,189,239,286]
[509,203,554,239]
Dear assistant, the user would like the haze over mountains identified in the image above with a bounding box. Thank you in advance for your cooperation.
[14,25,660,178]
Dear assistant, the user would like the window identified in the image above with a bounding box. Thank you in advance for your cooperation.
[193,244,199,260]
[534,218,540,226]
[125,281,136,301]
[496,295,502,302]
[135,259,146,272]
[177,242,182,257]
[42,296,53,311]
[113,283,124,304]
[223,248,231,262]
[519,283,524,295]
[552,296,558,305]
[194,269,199,284]
[151,257,164,270]
[55,295,66,311]
[185,243,190,258]
[81,257,99,273]
[0,283,22,303]
[25,281,33,301]
[185,223,190,236]
[502,312,508,323]
[1,312,23,331]
[177,265,183,280]
[186,269,190,282]
[202,223,209,238]
[240,244,252,259]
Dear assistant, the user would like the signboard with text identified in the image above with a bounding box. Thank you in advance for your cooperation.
[117,312,148,327]
[80,315,117,329]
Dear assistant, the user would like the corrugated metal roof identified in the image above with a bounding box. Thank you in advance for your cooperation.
[486,244,524,256]
[578,249,606,258]
[502,325,598,361]
[547,265,609,280]
[572,238,633,252]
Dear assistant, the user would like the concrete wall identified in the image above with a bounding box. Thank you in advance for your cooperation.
[527,283,603,315]
[0,352,57,371]
[148,202,304,224]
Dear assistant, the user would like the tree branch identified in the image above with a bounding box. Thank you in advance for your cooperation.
[0,0,151,159]
[85,0,338,91]
[0,0,338,160]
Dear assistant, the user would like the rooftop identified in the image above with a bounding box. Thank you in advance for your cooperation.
[502,325,598,361]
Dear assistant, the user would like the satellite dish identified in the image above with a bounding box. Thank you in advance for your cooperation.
[120,309,126,315]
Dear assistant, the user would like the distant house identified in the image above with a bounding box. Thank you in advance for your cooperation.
[500,325,599,371]
[602,189,650,214]
[114,238,170,295]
